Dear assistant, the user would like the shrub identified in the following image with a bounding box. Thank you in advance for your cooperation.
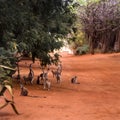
[75,44,89,55]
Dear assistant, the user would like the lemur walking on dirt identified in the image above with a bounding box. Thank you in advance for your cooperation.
[23,63,34,84]
[51,63,62,83]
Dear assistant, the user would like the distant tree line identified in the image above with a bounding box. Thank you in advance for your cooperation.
[78,0,120,54]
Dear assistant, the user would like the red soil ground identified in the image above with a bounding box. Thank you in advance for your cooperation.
[0,52,120,120]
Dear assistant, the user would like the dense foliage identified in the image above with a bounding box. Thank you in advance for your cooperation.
[0,0,77,65]
[0,47,19,114]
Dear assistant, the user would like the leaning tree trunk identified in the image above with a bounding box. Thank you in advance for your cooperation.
[89,36,95,54]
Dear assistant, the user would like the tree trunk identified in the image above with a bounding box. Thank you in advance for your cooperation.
[89,37,94,54]
[117,31,120,52]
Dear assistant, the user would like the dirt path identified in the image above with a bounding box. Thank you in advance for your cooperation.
[1,52,120,120]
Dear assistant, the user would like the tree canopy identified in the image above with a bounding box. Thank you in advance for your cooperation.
[0,0,78,66]
[0,0,78,113]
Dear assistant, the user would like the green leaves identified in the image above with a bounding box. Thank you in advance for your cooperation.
[0,51,18,114]
[0,0,78,65]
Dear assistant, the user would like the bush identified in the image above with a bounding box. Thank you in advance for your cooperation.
[75,44,89,55]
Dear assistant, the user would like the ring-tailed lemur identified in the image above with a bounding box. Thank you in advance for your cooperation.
[43,79,51,91]
[51,70,61,83]
[23,63,34,84]
[37,68,49,85]
[20,84,48,97]
[20,84,28,96]
[71,76,80,84]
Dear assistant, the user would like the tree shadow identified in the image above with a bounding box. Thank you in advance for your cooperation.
[0,112,14,117]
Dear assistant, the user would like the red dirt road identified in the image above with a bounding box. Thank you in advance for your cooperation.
[1,52,120,120]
